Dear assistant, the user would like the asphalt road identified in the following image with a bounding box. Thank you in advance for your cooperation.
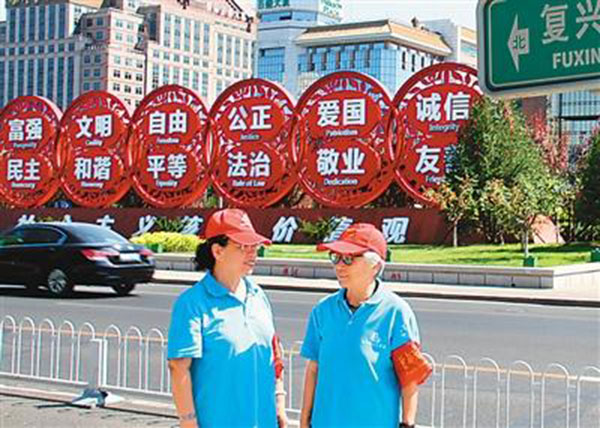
[1,281,599,427]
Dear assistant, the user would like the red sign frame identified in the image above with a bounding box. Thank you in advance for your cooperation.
[0,96,62,208]
[128,85,211,208]
[293,71,399,208]
[393,63,482,205]
[209,79,297,207]
[56,91,132,208]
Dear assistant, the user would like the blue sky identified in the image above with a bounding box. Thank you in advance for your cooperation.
[343,0,477,28]
[0,0,478,29]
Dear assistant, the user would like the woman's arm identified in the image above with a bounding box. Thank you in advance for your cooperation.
[401,381,419,426]
[168,358,198,428]
[300,360,319,428]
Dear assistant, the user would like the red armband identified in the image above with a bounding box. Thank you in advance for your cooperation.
[272,335,284,380]
[391,341,432,387]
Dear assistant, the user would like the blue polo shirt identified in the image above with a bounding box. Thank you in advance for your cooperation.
[167,272,277,428]
[301,282,421,428]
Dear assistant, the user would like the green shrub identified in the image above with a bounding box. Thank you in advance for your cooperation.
[299,217,342,243]
[131,232,200,253]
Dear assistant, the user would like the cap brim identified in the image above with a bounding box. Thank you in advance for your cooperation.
[316,241,368,255]
[227,231,272,246]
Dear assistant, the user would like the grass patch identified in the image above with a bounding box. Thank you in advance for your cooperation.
[263,243,595,267]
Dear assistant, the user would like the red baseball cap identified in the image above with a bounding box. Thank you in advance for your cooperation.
[317,223,387,259]
[205,209,271,245]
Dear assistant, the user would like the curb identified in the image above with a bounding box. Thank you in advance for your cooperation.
[0,384,177,421]
[152,277,600,308]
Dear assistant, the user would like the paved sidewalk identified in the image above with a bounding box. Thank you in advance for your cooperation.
[0,389,177,428]
[153,270,600,307]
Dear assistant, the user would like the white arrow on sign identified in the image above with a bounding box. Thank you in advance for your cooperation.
[507,15,530,72]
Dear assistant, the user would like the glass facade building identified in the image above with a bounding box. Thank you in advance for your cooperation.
[551,91,600,146]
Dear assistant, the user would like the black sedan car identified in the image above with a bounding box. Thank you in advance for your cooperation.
[0,222,155,297]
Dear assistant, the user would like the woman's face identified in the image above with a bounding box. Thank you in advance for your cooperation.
[332,252,378,292]
[214,240,260,277]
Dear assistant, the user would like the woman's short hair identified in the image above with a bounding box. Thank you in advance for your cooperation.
[194,235,229,272]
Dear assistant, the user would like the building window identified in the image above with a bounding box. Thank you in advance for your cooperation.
[203,24,210,56]
[93,82,101,90]
[27,60,35,95]
[116,19,124,28]
[94,54,102,64]
[125,72,132,80]
[57,58,65,106]
[201,72,208,98]
[46,59,54,100]
[84,69,91,77]
[125,58,133,67]
[124,85,132,93]
[37,58,44,96]
[96,31,104,40]
[136,73,143,82]
[48,5,56,40]
[38,6,46,41]
[28,6,36,41]
[162,65,170,85]
[113,83,121,91]
[257,47,285,83]
[18,60,25,96]
[67,57,75,104]
[136,60,144,69]
[116,32,123,41]
[96,17,104,26]
[135,86,143,95]
[83,82,90,90]
[58,5,66,39]
[93,69,101,77]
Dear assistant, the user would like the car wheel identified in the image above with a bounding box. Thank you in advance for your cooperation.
[112,283,136,296]
[46,268,74,297]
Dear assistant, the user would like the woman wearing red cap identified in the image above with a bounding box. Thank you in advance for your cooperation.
[299,223,431,428]
[167,209,288,428]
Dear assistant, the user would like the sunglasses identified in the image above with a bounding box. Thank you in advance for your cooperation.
[231,242,263,253]
[329,252,360,266]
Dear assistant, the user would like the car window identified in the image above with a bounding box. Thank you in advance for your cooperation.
[0,230,25,247]
[69,225,129,244]
[21,228,64,245]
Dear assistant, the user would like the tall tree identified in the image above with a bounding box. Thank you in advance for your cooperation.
[576,126,600,238]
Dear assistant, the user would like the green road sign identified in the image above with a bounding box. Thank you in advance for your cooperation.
[477,0,600,98]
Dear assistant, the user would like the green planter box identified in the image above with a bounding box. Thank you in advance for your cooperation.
[591,249,600,263]
[523,256,538,267]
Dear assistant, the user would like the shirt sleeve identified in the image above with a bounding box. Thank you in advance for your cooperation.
[390,301,421,350]
[167,293,203,359]
[300,308,321,361]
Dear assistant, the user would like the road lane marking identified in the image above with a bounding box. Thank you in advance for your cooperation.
[56,302,171,313]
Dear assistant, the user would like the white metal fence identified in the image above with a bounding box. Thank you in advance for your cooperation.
[1,315,599,428]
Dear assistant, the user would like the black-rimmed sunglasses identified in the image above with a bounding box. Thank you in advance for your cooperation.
[329,252,357,266]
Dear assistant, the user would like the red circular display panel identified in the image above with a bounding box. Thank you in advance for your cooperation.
[210,79,296,207]
[57,91,132,208]
[393,63,482,204]
[128,85,211,208]
[0,96,62,208]
[293,72,399,208]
